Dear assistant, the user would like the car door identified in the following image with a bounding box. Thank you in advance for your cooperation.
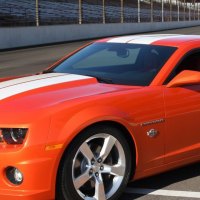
[164,51,200,163]
[164,85,200,163]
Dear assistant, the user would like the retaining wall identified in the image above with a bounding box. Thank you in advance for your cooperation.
[1,21,200,50]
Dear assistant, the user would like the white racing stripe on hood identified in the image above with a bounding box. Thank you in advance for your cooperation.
[0,73,64,89]
[0,73,92,100]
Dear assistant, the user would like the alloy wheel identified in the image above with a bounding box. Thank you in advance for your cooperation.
[72,133,126,200]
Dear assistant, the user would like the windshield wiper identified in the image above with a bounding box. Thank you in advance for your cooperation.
[87,75,114,84]
[42,69,55,74]
[42,71,113,84]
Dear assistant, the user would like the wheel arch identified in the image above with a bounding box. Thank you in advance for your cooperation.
[56,120,137,186]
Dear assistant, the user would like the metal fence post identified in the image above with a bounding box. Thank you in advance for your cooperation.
[121,0,124,23]
[35,0,39,26]
[162,0,164,22]
[102,0,105,24]
[189,2,191,21]
[151,0,153,22]
[180,0,182,21]
[194,1,196,20]
[190,3,194,21]
[177,0,180,21]
[184,0,186,21]
[198,2,200,20]
[138,0,140,23]
[79,0,82,24]
[170,0,172,21]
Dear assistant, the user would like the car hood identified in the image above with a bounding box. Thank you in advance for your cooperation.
[0,73,145,126]
[0,73,142,115]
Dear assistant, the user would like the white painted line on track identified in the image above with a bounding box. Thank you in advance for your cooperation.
[126,188,200,199]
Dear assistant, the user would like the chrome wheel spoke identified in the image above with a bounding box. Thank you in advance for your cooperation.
[103,164,125,177]
[74,170,91,190]
[80,142,94,162]
[99,135,116,161]
[94,174,106,200]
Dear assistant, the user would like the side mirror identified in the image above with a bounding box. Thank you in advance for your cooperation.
[167,70,200,88]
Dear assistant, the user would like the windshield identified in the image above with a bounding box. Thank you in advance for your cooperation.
[51,43,177,86]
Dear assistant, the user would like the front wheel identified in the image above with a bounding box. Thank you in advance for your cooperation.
[56,125,132,200]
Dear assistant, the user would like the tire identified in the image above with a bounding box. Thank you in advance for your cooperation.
[56,124,132,200]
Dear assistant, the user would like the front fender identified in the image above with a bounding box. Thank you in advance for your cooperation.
[45,104,139,197]
[48,105,136,148]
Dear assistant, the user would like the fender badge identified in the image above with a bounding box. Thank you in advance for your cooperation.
[147,129,158,138]
[141,118,165,127]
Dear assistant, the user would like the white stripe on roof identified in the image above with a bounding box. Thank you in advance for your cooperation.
[107,34,182,44]
[107,36,142,43]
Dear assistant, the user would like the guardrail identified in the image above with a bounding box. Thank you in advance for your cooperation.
[0,0,199,27]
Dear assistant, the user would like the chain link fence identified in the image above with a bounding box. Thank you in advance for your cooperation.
[0,0,199,27]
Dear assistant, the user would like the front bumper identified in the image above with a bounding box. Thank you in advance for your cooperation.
[0,145,59,200]
[0,189,54,200]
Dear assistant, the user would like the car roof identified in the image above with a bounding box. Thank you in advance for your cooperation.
[96,34,200,47]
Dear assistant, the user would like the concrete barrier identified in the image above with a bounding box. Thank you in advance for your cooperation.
[1,21,200,50]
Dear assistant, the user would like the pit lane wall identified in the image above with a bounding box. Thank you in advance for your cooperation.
[1,21,200,50]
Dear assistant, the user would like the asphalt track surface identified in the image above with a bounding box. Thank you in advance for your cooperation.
[0,26,200,200]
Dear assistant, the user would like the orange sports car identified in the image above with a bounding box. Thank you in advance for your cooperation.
[0,34,200,200]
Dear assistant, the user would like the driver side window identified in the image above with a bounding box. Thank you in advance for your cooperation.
[165,51,200,84]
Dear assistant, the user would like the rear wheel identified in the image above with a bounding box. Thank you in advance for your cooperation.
[56,125,132,200]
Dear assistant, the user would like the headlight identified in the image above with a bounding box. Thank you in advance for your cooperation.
[0,128,28,144]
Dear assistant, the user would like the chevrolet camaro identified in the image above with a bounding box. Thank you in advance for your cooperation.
[0,34,200,200]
